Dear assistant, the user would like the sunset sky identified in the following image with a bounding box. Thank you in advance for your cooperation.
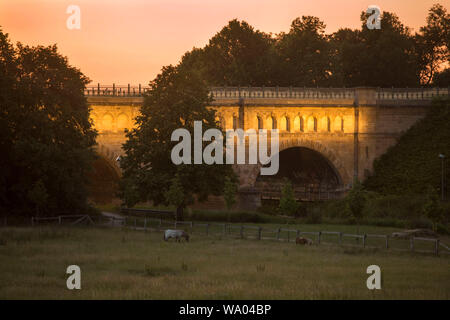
[0,0,446,85]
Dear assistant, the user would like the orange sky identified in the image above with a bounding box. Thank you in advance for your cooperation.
[0,0,447,85]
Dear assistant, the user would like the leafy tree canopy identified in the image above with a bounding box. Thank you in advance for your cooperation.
[119,64,235,214]
[0,29,97,217]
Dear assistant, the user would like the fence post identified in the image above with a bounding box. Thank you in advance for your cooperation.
[258,227,262,240]
[318,232,321,244]
[159,217,162,230]
[134,218,137,230]
[206,224,209,236]
[277,228,281,241]
[144,218,147,232]
[287,230,290,242]
[296,230,300,239]
[223,224,226,235]
[362,234,366,248]
[385,235,389,249]
[174,221,177,229]
[190,221,193,233]
[435,239,440,256]
[240,226,244,239]
[410,237,414,252]
[339,232,342,245]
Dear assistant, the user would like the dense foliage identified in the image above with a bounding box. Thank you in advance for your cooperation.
[278,180,299,216]
[364,98,450,197]
[179,4,449,87]
[0,29,97,217]
[119,65,235,217]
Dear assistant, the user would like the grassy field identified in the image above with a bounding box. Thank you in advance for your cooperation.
[0,225,449,299]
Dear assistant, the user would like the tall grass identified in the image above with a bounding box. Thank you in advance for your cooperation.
[0,226,448,299]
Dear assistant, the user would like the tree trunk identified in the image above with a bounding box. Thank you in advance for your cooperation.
[176,206,184,221]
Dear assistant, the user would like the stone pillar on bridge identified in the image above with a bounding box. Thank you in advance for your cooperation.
[353,87,377,183]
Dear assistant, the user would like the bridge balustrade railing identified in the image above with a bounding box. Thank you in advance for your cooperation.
[209,86,356,100]
[84,84,450,101]
[376,87,450,100]
[84,84,150,97]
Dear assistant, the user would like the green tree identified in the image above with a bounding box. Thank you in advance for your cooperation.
[223,176,238,211]
[336,11,419,87]
[433,68,450,86]
[119,64,235,219]
[165,174,185,220]
[422,185,443,232]
[416,4,450,85]
[278,179,299,216]
[180,19,279,86]
[276,16,331,86]
[346,179,366,232]
[27,180,48,216]
[0,28,96,217]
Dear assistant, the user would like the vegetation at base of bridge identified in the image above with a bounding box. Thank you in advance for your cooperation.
[365,97,450,196]
[352,97,450,234]
[94,201,450,236]
[1,226,449,299]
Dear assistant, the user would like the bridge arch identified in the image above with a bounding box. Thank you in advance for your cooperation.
[95,144,122,178]
[277,138,348,185]
[240,137,350,189]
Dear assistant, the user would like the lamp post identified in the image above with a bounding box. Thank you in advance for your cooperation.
[439,154,445,201]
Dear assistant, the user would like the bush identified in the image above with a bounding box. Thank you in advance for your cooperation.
[278,180,299,216]
[187,210,290,224]
[305,208,322,224]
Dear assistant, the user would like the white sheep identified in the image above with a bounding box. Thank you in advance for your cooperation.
[164,229,189,242]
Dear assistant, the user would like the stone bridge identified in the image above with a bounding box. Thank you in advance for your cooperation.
[86,85,448,207]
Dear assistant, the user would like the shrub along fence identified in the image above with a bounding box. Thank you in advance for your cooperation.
[26,213,450,256]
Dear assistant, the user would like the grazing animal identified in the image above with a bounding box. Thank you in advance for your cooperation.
[164,229,189,242]
[295,237,313,245]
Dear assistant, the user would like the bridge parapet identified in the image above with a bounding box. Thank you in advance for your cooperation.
[85,85,449,106]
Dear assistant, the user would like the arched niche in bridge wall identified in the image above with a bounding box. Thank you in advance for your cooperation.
[266,116,276,130]
[117,113,129,130]
[279,116,289,132]
[102,113,114,131]
[306,116,317,132]
[292,116,305,132]
[334,116,344,132]
[320,116,331,132]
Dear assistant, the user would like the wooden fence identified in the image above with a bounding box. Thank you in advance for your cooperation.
[26,214,450,256]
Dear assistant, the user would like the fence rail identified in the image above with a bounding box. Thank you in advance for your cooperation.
[84,84,450,101]
[24,214,450,256]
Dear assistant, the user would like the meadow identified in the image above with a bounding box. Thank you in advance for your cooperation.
[0,225,448,300]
